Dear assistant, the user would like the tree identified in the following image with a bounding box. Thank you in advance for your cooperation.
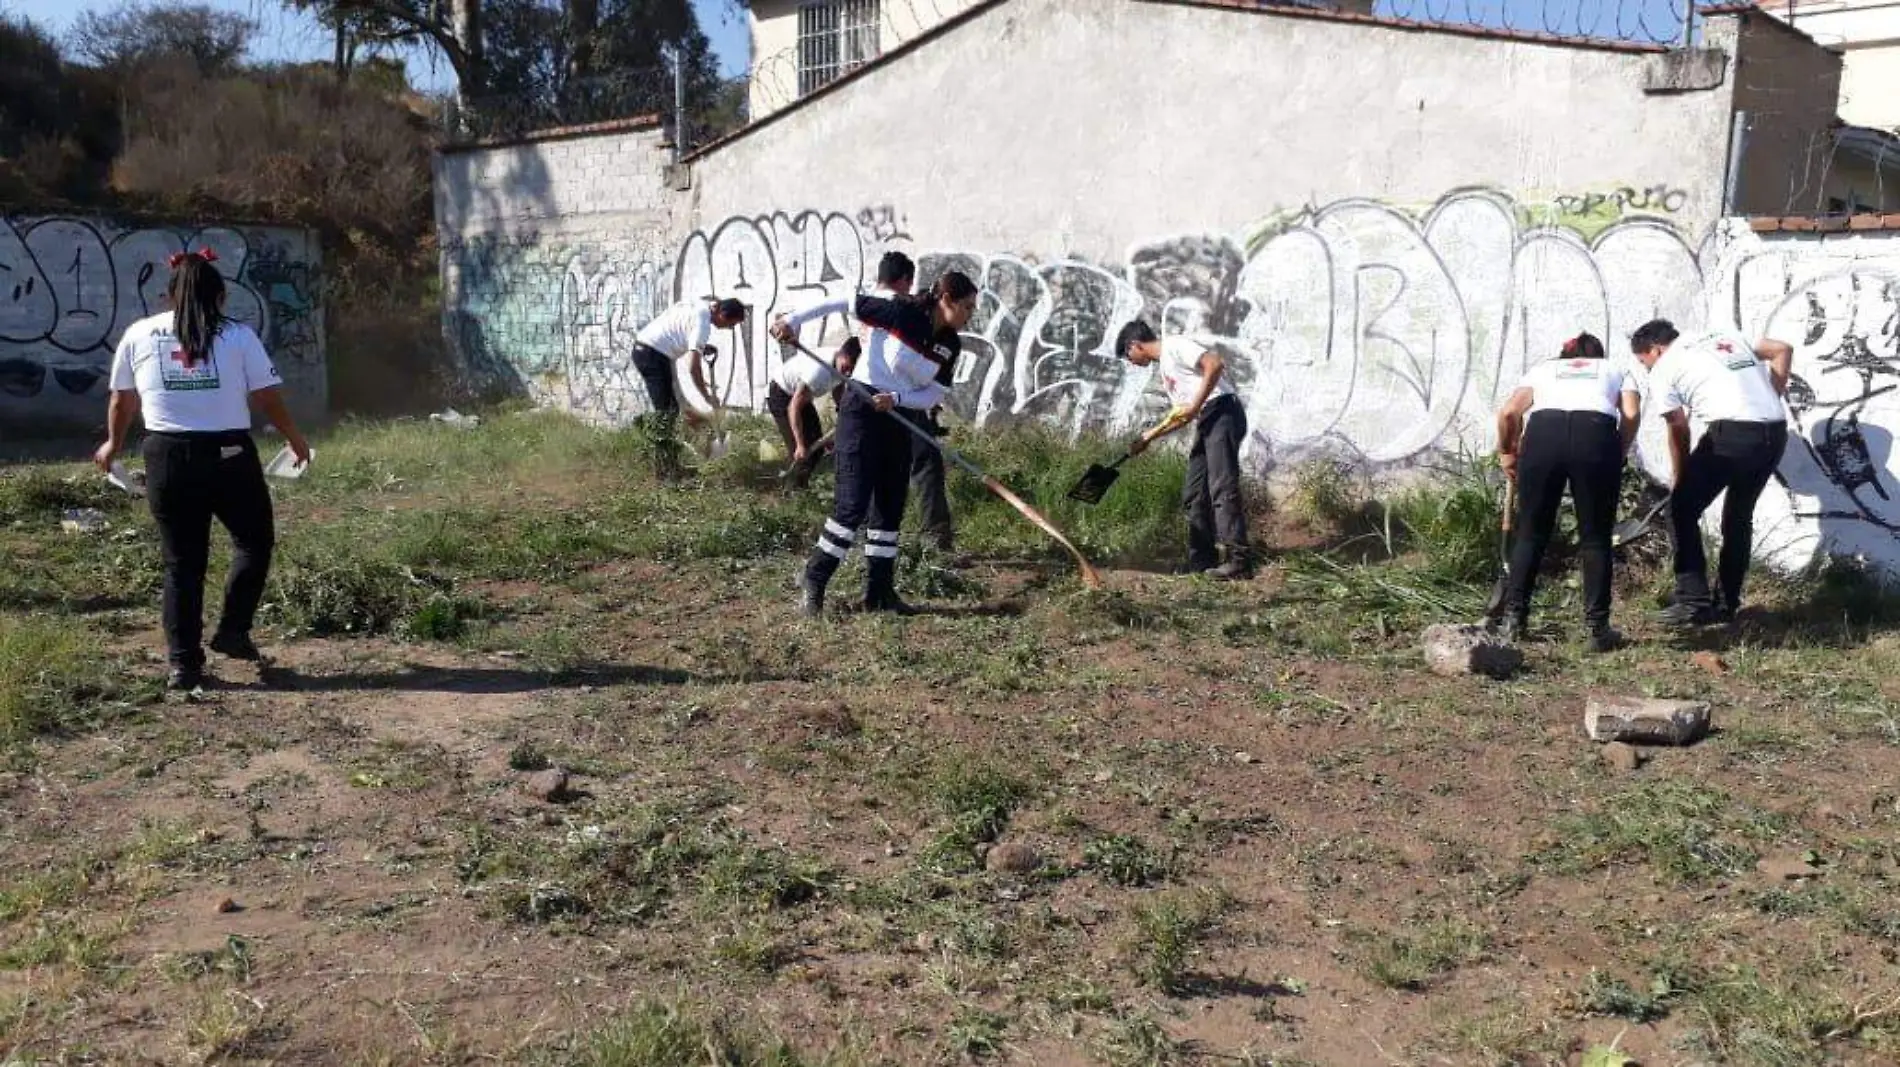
[68,2,256,76]
[291,0,485,98]
[0,15,68,156]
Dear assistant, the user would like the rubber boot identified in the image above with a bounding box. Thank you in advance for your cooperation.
[1205,543,1255,581]
[862,557,917,615]
[800,549,840,618]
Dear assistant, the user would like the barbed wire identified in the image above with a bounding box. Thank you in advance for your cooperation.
[443,64,747,148]
[1376,0,1694,46]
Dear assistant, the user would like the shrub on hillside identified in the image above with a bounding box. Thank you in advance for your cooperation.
[112,59,430,240]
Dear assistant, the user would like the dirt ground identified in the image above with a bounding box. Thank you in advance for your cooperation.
[4,423,1900,1067]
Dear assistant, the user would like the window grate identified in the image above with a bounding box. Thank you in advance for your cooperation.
[798,0,880,98]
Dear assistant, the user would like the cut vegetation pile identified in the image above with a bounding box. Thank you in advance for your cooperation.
[3,408,1900,1066]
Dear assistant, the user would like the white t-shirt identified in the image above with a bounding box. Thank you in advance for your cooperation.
[775,349,843,396]
[108,313,281,433]
[635,301,713,359]
[1521,356,1638,418]
[1158,335,1235,413]
[1649,330,1786,423]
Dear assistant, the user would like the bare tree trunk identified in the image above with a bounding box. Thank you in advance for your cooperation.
[332,17,348,82]
[450,0,484,99]
[565,0,599,92]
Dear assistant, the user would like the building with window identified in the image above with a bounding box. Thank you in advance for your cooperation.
[744,0,1374,119]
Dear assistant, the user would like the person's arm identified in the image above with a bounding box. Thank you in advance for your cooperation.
[1757,338,1794,396]
[788,384,815,461]
[1663,409,1691,488]
[1494,386,1534,481]
[1618,389,1642,454]
[94,389,141,472]
[770,296,854,340]
[688,350,717,411]
[249,387,311,465]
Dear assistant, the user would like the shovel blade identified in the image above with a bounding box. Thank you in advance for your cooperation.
[1066,463,1120,505]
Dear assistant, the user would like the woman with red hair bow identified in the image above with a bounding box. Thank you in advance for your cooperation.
[94,248,311,691]
[1493,332,1643,652]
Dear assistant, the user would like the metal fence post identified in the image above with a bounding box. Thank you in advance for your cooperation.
[673,48,686,163]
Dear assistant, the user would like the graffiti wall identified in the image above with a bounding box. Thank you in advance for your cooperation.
[1706,223,1900,577]
[445,188,1707,467]
[0,215,324,435]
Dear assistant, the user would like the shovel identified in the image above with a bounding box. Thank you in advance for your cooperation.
[1067,449,1134,505]
[1613,495,1670,547]
[1482,479,1517,620]
[1068,412,1195,505]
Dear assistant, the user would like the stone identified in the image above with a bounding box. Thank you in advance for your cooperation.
[214,897,242,914]
[984,842,1041,875]
[1602,742,1643,773]
[524,768,571,803]
[1583,697,1712,746]
[1757,853,1821,881]
[1234,751,1257,765]
[1421,624,1523,680]
[1691,651,1728,676]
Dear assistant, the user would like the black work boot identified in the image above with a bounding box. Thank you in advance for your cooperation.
[799,550,840,619]
[1205,543,1255,581]
[210,631,262,662]
[862,557,917,615]
[1659,574,1720,628]
[1585,622,1624,654]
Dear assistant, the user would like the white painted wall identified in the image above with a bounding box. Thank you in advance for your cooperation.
[747,0,986,121]
[1704,220,1900,577]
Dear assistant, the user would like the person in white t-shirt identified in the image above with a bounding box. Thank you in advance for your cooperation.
[769,337,857,487]
[1629,318,1793,626]
[1492,332,1643,651]
[92,249,311,691]
[1115,319,1253,580]
[630,296,747,480]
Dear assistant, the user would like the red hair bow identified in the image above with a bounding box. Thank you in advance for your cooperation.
[166,247,219,269]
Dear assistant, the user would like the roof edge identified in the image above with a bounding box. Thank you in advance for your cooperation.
[1748,213,1900,233]
[437,114,665,156]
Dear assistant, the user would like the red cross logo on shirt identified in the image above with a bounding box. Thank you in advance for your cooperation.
[1715,342,1735,355]
[170,348,195,367]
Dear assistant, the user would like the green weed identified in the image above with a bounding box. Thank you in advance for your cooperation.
[1127,887,1234,994]
[1084,833,1172,887]
[1535,781,1789,884]
[1358,918,1489,991]
[546,1000,846,1066]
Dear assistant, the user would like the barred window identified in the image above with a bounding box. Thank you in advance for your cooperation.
[798,0,880,98]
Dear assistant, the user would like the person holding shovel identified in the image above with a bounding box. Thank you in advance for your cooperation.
[92,249,311,691]
[769,337,858,488]
[1628,318,1793,627]
[1493,332,1642,652]
[1114,321,1253,580]
[769,272,979,616]
[631,296,746,480]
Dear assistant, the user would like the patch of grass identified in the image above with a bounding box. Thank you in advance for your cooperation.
[0,467,131,524]
[1384,450,1504,583]
[944,1005,1007,1061]
[1083,833,1171,887]
[1665,958,1900,1066]
[1094,1012,1187,1067]
[0,615,133,746]
[712,922,796,975]
[1574,969,1674,1022]
[547,1000,845,1066]
[265,551,446,637]
[1358,919,1489,991]
[0,919,119,973]
[1534,781,1790,885]
[1127,887,1235,994]
[1423,1002,1568,1067]
[181,988,278,1063]
[1285,456,1363,530]
[507,739,552,772]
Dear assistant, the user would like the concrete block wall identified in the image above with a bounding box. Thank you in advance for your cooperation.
[0,215,324,439]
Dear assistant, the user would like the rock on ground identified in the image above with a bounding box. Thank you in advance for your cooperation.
[1583,697,1711,746]
[1602,742,1643,773]
[984,842,1041,875]
[1421,623,1523,680]
[524,768,572,803]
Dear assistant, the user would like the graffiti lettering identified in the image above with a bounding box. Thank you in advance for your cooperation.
[0,215,323,429]
[1553,184,1690,217]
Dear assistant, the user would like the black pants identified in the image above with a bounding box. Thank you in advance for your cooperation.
[1185,395,1249,568]
[1670,419,1788,610]
[1504,410,1622,627]
[909,408,953,550]
[632,343,683,476]
[805,389,915,597]
[767,382,824,471]
[142,431,276,671]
